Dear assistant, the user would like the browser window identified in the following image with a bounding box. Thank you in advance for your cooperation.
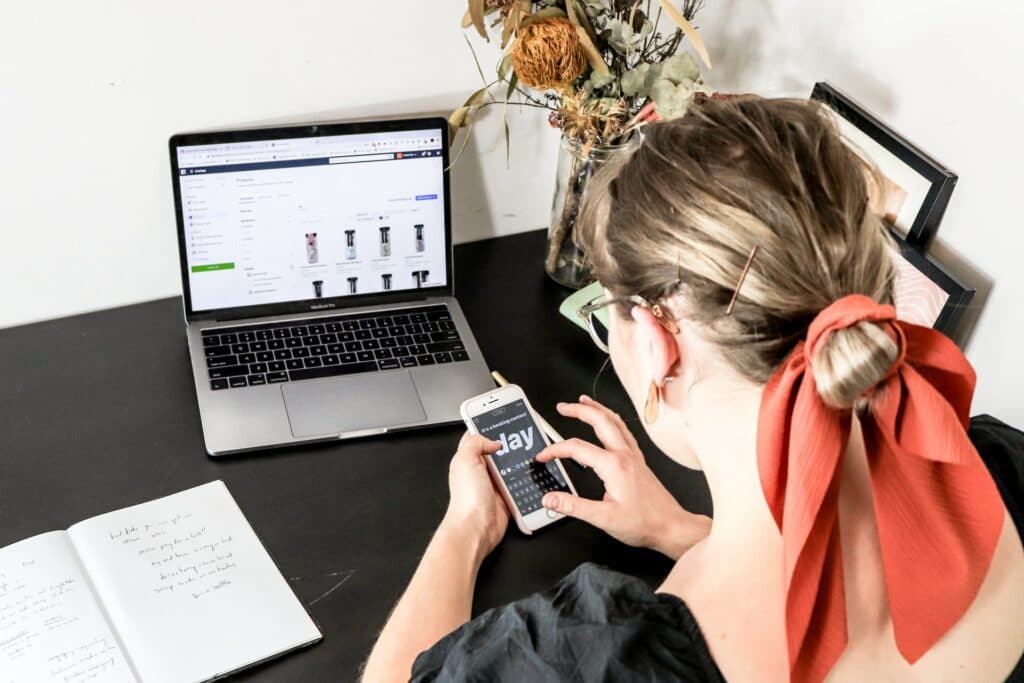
[177,129,447,312]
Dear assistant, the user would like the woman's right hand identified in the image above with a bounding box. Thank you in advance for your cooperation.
[536,396,711,560]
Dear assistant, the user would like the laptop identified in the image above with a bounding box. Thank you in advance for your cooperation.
[169,117,495,455]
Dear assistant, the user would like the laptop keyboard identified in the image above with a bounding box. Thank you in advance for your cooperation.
[200,304,468,391]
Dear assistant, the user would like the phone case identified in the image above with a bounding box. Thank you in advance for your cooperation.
[460,388,577,535]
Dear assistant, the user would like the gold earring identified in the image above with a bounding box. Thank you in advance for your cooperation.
[644,381,661,424]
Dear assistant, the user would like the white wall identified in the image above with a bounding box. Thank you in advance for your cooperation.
[1,1,1021,424]
[0,1,558,327]
[694,0,1024,425]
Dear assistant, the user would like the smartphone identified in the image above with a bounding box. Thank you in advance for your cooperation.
[460,385,577,535]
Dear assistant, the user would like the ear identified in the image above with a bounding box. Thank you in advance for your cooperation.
[630,306,680,387]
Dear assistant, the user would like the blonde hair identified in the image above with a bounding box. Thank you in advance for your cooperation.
[577,96,898,409]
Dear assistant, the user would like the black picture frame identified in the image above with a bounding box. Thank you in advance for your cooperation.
[888,228,974,336]
[811,82,957,249]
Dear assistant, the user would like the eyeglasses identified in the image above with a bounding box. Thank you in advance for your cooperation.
[576,293,679,354]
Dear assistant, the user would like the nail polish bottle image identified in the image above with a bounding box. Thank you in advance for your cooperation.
[414,269,429,289]
[312,280,324,298]
[382,273,392,291]
[414,224,425,253]
[379,226,391,257]
[345,230,356,260]
[348,277,358,294]
[305,233,318,264]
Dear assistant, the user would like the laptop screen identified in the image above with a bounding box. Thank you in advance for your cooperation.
[175,127,448,313]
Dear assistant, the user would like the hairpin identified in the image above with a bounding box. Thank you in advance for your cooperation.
[726,245,759,315]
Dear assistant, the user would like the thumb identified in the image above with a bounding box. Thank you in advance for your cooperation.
[542,492,607,528]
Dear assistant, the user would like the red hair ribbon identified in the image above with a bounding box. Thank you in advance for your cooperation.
[758,294,1004,683]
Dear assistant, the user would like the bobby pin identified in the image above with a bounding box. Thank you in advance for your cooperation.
[726,245,759,316]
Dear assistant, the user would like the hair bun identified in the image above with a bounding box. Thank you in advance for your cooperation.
[811,320,900,409]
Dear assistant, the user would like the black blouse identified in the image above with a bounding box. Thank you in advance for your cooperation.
[411,415,1024,682]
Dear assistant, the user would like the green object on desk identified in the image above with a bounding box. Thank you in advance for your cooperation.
[559,280,606,332]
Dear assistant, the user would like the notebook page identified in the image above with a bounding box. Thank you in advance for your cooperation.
[67,481,321,683]
[0,531,137,683]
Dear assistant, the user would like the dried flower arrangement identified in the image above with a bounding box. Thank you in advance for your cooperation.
[451,0,714,286]
[452,0,712,154]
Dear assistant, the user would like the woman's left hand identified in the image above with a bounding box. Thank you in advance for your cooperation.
[441,433,509,560]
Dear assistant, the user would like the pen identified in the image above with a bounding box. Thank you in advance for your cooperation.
[491,370,564,443]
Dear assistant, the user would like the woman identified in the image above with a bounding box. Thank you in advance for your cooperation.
[363,97,1024,682]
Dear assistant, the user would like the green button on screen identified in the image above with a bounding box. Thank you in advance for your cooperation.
[191,262,235,273]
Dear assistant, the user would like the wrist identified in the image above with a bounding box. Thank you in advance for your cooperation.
[653,509,712,560]
[437,512,492,566]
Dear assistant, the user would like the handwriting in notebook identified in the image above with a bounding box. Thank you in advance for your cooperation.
[0,535,136,682]
[103,510,241,601]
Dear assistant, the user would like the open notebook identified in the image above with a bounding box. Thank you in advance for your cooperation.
[0,481,321,682]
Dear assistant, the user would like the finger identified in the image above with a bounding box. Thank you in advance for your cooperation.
[541,491,610,528]
[579,395,640,450]
[556,401,631,451]
[536,438,617,479]
[456,432,501,460]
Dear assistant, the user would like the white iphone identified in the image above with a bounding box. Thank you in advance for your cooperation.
[460,384,578,535]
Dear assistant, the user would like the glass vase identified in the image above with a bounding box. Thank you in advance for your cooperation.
[545,134,640,288]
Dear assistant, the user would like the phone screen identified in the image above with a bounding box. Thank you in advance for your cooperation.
[471,399,571,514]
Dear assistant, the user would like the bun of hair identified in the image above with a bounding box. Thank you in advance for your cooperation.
[811,321,899,410]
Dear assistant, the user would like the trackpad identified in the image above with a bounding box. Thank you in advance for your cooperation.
[281,372,426,437]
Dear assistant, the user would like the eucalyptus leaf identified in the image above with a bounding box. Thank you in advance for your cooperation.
[605,19,633,55]
[660,53,700,85]
[620,64,650,97]
[650,78,696,120]
[587,71,616,91]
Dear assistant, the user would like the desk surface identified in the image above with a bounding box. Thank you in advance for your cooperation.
[0,229,711,681]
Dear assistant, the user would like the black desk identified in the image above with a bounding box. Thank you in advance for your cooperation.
[0,229,711,681]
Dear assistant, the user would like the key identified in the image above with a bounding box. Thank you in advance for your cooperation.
[288,361,379,382]
[229,376,248,388]
[209,365,248,379]
[210,378,228,390]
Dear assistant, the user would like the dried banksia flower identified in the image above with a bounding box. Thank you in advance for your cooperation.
[511,18,587,92]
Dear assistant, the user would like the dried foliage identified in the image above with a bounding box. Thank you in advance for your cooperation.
[453,0,713,149]
[511,18,588,91]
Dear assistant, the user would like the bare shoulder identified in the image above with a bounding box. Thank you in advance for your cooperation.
[659,537,790,683]
[907,510,1024,681]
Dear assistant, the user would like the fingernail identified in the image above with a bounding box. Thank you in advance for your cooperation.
[542,494,558,510]
[580,394,590,402]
